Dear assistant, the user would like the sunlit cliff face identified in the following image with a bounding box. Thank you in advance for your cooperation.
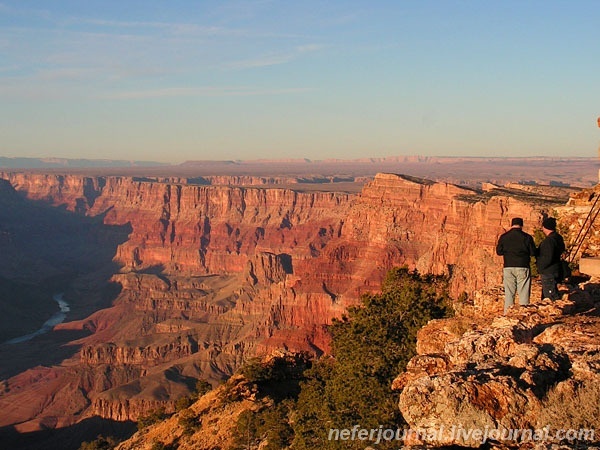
[0,172,568,436]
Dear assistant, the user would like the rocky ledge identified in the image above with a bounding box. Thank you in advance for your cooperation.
[393,282,600,449]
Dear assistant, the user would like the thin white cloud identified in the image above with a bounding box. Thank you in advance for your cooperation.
[71,17,237,38]
[73,17,306,40]
[297,44,322,52]
[35,67,99,81]
[324,12,361,26]
[0,4,324,102]
[0,82,313,101]
[0,2,53,21]
[101,86,314,100]
[224,54,294,70]
[0,81,83,100]
[224,44,323,70]
[0,65,18,73]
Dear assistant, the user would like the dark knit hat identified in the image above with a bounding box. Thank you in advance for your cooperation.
[511,217,524,227]
[542,217,557,231]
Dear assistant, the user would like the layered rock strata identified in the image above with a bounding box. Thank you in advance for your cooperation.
[0,172,573,430]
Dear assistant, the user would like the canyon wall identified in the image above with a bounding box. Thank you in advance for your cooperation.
[0,172,567,429]
[3,171,559,296]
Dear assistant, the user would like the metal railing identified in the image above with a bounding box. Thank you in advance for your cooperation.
[566,192,600,262]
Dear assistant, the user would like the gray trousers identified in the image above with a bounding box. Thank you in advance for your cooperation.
[503,267,531,313]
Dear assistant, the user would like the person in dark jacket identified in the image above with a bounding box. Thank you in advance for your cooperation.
[496,217,537,314]
[537,217,566,300]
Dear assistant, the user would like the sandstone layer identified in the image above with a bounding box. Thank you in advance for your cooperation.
[0,172,576,441]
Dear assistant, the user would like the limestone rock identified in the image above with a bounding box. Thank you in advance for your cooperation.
[395,285,600,448]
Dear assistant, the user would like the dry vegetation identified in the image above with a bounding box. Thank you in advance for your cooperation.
[537,380,600,431]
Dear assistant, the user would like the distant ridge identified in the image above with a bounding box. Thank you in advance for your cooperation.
[2,155,596,170]
[180,155,597,165]
[1,155,597,188]
[178,160,239,166]
[0,157,167,169]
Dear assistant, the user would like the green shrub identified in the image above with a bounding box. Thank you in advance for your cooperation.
[224,268,452,450]
[175,395,193,411]
[292,267,452,449]
[233,401,294,450]
[78,435,118,450]
[150,441,177,450]
[137,407,169,430]
[236,352,311,402]
[178,408,200,434]
[239,357,271,383]
[194,379,212,397]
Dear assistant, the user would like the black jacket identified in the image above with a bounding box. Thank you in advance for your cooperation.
[496,227,536,268]
[537,231,566,275]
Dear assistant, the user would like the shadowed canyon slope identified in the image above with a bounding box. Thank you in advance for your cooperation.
[0,171,575,446]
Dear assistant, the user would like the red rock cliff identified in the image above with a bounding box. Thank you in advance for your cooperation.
[0,172,567,427]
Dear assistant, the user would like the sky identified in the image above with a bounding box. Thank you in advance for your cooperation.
[0,0,599,163]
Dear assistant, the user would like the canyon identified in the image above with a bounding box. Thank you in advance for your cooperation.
[0,168,589,448]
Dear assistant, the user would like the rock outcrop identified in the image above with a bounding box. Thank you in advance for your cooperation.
[114,350,309,450]
[114,374,261,450]
[394,285,600,448]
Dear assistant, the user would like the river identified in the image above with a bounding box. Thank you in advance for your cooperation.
[5,293,70,344]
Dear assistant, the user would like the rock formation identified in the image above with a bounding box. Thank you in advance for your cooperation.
[0,171,578,443]
[114,373,265,450]
[394,283,600,448]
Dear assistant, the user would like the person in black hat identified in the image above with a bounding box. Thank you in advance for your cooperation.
[536,217,566,300]
[496,217,537,314]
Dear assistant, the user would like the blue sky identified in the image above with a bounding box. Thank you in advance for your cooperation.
[0,1,599,163]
